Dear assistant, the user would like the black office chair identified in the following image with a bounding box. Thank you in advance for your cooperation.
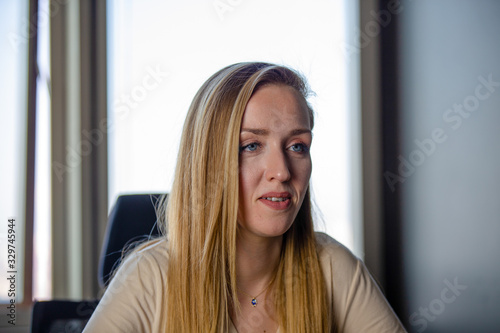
[98,193,164,288]
[31,300,100,333]
[30,194,165,333]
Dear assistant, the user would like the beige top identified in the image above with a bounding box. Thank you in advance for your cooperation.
[84,233,407,332]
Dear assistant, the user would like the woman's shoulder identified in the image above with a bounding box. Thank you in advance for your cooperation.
[120,237,169,276]
[314,232,362,281]
[104,237,169,290]
[85,238,169,331]
[314,232,359,264]
[133,237,169,262]
[313,235,407,332]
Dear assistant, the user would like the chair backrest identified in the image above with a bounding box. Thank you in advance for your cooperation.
[98,193,165,288]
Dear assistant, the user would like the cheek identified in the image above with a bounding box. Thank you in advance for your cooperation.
[293,158,312,186]
[237,164,261,223]
[238,163,259,203]
[295,161,312,207]
[305,159,312,180]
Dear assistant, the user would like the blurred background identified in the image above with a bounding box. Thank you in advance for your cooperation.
[0,0,499,332]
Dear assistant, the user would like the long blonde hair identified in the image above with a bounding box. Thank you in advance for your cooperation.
[163,62,331,332]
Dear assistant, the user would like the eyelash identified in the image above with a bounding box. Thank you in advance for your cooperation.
[239,142,309,154]
[239,142,261,153]
[289,143,309,153]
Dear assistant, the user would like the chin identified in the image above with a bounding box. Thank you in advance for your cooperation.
[237,213,296,238]
[260,221,294,238]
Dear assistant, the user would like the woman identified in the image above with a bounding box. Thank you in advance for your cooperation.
[84,62,406,332]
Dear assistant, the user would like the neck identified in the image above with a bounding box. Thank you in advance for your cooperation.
[235,231,282,294]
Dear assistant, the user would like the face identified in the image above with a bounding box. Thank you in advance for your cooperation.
[238,84,312,239]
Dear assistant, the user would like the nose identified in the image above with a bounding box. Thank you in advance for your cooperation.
[264,149,291,183]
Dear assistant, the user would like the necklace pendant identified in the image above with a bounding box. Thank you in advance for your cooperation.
[251,298,257,307]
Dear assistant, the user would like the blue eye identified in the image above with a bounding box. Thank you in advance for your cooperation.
[289,143,309,153]
[240,142,260,152]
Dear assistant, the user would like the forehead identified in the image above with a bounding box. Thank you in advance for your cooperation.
[241,84,311,130]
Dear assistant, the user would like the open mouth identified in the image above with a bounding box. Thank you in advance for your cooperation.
[258,193,292,210]
[262,197,289,202]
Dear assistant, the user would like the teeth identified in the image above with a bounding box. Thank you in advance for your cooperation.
[264,197,288,202]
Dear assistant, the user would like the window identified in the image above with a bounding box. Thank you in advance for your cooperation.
[33,0,52,300]
[0,0,52,308]
[108,0,361,253]
[0,0,30,304]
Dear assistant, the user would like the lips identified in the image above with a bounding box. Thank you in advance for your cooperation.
[258,192,292,210]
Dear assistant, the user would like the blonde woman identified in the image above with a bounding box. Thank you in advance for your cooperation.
[84,62,407,332]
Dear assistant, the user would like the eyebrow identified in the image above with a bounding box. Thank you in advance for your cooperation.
[240,128,311,136]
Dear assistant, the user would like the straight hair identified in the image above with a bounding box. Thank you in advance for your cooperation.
[162,62,331,332]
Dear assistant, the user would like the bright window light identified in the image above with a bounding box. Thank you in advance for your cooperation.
[33,0,52,300]
[107,0,359,252]
[0,0,29,302]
